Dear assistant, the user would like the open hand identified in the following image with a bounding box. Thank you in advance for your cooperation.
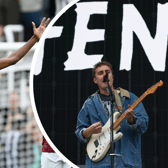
[32,17,50,40]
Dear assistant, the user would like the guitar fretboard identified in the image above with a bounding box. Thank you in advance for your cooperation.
[113,92,147,130]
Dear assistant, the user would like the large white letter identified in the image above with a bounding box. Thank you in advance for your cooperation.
[34,26,63,75]
[120,3,168,71]
[64,2,108,70]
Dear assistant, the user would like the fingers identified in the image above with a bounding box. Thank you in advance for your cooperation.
[96,121,101,125]
[94,125,102,133]
[125,108,135,118]
[127,104,134,114]
[125,107,135,123]
[126,109,134,115]
[32,22,36,31]
[40,17,46,26]
[40,17,50,27]
[44,18,50,27]
[92,121,102,134]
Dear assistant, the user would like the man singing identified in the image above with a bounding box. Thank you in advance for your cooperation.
[75,61,149,168]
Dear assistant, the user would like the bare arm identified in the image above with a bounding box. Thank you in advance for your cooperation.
[0,25,4,37]
[0,17,50,70]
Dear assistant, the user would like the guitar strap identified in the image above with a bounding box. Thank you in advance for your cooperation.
[89,88,130,114]
[114,87,130,112]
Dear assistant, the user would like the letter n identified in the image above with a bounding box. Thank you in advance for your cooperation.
[120,3,168,72]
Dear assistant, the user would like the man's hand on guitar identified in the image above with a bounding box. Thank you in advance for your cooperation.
[83,121,102,138]
[125,105,135,124]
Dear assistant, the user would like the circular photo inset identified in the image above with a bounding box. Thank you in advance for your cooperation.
[30,0,168,167]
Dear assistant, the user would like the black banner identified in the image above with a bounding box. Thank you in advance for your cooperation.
[33,0,168,166]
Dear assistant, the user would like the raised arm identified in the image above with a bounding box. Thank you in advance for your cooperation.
[0,17,50,70]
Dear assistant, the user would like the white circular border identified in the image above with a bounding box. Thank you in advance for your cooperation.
[30,0,80,167]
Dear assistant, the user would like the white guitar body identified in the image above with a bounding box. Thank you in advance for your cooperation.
[86,112,123,162]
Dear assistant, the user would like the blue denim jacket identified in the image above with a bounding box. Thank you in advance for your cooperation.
[75,90,149,168]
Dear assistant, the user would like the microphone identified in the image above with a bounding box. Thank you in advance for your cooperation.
[103,72,109,82]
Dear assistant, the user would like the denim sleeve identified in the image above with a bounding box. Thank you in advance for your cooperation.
[126,116,138,129]
[126,92,149,134]
[75,99,91,143]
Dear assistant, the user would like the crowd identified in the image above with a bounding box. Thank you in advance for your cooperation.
[0,91,42,167]
[0,0,72,41]
[0,0,73,167]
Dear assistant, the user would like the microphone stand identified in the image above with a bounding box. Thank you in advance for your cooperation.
[106,80,115,168]
[103,73,122,167]
[103,72,117,168]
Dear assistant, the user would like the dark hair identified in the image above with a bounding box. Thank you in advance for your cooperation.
[92,61,112,78]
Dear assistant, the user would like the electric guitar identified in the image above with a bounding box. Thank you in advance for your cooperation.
[86,80,163,162]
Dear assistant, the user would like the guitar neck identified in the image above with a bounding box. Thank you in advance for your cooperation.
[113,91,147,130]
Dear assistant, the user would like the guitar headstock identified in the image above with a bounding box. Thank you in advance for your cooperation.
[146,80,163,95]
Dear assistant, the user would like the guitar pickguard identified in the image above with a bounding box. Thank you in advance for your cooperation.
[86,112,123,162]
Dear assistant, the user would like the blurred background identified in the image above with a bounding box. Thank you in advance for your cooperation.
[0,0,72,167]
